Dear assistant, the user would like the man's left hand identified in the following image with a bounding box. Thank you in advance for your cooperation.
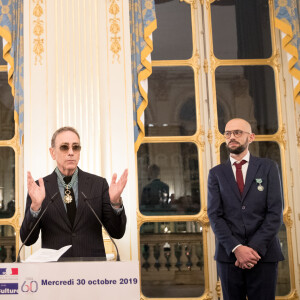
[234,245,260,269]
[109,169,128,206]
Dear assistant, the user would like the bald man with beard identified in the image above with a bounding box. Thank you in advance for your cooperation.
[207,118,284,300]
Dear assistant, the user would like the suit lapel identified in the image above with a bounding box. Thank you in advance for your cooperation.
[222,159,241,200]
[44,171,71,228]
[242,155,260,202]
[73,168,91,228]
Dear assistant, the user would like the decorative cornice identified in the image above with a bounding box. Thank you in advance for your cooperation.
[109,0,121,63]
[32,0,45,65]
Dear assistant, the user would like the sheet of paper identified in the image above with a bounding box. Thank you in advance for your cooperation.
[24,245,72,262]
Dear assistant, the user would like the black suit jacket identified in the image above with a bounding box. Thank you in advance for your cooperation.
[20,168,127,258]
[207,155,284,263]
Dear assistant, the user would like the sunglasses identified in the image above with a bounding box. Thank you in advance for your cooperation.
[59,144,81,152]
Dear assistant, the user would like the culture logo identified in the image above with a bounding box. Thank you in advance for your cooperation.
[0,283,18,295]
[21,280,38,293]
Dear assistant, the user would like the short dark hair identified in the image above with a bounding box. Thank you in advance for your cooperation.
[51,127,80,148]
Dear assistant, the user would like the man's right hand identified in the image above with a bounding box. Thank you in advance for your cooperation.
[27,171,45,212]
[234,245,261,269]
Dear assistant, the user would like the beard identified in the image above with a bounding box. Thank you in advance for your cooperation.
[226,140,248,155]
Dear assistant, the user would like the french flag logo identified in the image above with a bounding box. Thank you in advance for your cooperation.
[0,268,18,276]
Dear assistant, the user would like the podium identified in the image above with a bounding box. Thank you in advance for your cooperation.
[0,261,140,299]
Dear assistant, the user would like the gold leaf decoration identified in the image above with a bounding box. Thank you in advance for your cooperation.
[109,0,121,63]
[283,206,293,228]
[33,3,43,18]
[32,0,44,65]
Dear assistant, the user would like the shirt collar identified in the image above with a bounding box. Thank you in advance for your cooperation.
[55,167,78,186]
[230,151,250,166]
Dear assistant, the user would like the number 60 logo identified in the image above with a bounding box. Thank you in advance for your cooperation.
[21,281,38,293]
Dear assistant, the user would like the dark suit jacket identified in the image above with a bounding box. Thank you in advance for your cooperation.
[141,179,169,205]
[207,155,284,263]
[20,168,127,258]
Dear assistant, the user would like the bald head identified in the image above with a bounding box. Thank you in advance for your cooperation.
[225,118,252,134]
[224,118,255,159]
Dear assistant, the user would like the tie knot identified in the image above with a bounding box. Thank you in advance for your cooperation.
[234,160,247,169]
[64,176,72,184]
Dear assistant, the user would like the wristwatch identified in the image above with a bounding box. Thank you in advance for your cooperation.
[111,197,123,207]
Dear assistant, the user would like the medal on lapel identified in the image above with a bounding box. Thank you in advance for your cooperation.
[256,178,264,191]
[64,187,73,203]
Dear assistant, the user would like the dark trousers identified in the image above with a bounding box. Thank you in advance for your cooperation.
[217,261,278,300]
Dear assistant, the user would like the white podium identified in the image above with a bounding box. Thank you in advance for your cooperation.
[0,261,140,299]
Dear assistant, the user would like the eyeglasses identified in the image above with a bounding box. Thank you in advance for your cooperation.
[224,130,250,139]
[59,144,81,152]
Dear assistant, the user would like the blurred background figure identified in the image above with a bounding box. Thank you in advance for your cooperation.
[141,164,169,207]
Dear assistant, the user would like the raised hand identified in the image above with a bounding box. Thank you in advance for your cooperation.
[27,171,46,211]
[109,169,128,205]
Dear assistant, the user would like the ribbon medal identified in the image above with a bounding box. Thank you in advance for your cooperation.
[256,178,264,191]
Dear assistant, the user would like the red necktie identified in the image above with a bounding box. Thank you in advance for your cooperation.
[234,160,247,195]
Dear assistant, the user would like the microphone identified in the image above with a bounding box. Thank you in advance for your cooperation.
[81,191,120,261]
[15,192,58,263]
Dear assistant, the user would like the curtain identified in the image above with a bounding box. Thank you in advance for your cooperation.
[0,0,24,143]
[130,0,157,152]
[275,0,300,104]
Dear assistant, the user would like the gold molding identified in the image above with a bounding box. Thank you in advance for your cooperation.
[207,129,213,144]
[0,120,21,257]
[32,0,44,65]
[214,126,224,153]
[109,0,121,63]
[136,210,144,228]
[280,289,299,300]
[274,125,287,150]
[216,280,222,298]
[199,207,210,225]
[180,0,197,9]
[198,127,205,152]
[297,114,300,146]
[270,48,281,72]
[209,49,216,72]
[203,59,208,73]
[192,51,201,75]
[202,291,213,300]
[283,206,293,228]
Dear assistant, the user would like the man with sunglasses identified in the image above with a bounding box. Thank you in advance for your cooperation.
[20,127,127,259]
[207,118,284,300]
